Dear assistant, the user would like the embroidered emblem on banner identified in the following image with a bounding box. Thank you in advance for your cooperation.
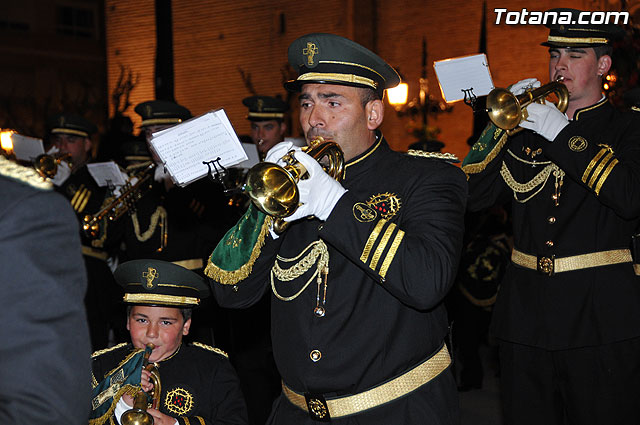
[568,136,588,152]
[165,387,194,416]
[142,267,159,289]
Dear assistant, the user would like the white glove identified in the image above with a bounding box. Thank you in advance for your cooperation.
[518,102,569,141]
[49,159,71,186]
[509,78,541,96]
[114,396,133,424]
[283,151,347,222]
[264,141,297,166]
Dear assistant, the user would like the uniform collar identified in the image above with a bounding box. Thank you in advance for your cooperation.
[573,97,609,121]
[344,131,389,179]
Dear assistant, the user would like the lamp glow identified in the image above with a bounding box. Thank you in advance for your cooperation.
[387,83,409,107]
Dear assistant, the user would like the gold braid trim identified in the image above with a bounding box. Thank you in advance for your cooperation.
[191,342,229,358]
[88,384,139,425]
[91,342,129,359]
[131,206,167,242]
[500,160,564,203]
[407,150,459,162]
[271,240,329,301]
[462,130,509,177]
[204,216,273,285]
[0,155,52,190]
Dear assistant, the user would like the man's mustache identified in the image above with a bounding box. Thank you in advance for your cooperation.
[306,128,334,141]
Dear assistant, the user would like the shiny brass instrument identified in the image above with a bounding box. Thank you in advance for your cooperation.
[486,77,569,136]
[121,344,161,425]
[33,153,72,179]
[82,162,155,239]
[244,137,345,234]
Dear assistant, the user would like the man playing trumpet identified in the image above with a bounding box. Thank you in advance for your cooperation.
[463,8,640,425]
[207,33,466,424]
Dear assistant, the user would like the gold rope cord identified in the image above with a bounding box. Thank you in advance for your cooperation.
[500,150,565,204]
[271,240,329,301]
[131,206,167,242]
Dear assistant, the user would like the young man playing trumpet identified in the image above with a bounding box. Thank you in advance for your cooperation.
[463,8,640,425]
[90,259,248,425]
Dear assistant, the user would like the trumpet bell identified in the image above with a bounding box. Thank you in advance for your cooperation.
[244,162,300,218]
[120,409,154,425]
[486,80,569,136]
[486,88,521,131]
[243,138,344,233]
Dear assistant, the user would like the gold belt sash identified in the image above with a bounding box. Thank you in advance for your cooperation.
[282,344,451,421]
[511,248,634,276]
[171,258,203,270]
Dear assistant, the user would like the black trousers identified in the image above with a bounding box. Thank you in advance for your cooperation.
[499,337,640,425]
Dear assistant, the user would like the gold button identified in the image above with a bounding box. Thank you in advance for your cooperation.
[310,350,322,362]
[547,216,556,224]
[545,240,554,247]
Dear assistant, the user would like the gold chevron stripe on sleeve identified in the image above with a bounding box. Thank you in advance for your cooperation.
[594,158,618,195]
[379,229,405,279]
[581,148,608,184]
[587,152,613,189]
[361,219,387,263]
[70,184,85,210]
[73,188,89,212]
[370,223,396,271]
[77,188,92,213]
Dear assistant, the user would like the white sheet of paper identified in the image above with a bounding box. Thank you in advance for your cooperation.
[149,109,248,187]
[10,134,45,161]
[433,54,494,103]
[233,142,260,170]
[87,161,127,187]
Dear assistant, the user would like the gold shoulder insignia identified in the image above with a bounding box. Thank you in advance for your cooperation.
[192,342,229,358]
[91,342,129,359]
[407,150,460,163]
[0,156,52,190]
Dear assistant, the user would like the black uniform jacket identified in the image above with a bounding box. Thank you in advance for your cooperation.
[212,137,467,423]
[121,177,237,266]
[56,163,124,254]
[465,99,640,350]
[0,162,91,425]
[91,343,248,425]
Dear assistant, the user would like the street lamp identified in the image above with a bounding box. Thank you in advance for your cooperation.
[387,38,452,151]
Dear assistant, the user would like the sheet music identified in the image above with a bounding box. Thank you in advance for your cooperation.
[10,134,45,161]
[87,161,127,187]
[232,142,260,170]
[433,54,494,103]
[149,109,248,187]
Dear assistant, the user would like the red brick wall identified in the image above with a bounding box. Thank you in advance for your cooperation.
[106,0,590,159]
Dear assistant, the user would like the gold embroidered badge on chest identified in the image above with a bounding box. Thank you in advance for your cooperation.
[164,387,194,416]
[353,192,401,222]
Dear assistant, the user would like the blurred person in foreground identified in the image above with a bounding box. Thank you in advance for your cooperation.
[0,154,91,424]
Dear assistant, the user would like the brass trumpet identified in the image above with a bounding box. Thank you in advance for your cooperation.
[121,343,162,425]
[33,153,72,179]
[82,163,155,239]
[244,137,345,234]
[486,77,569,136]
